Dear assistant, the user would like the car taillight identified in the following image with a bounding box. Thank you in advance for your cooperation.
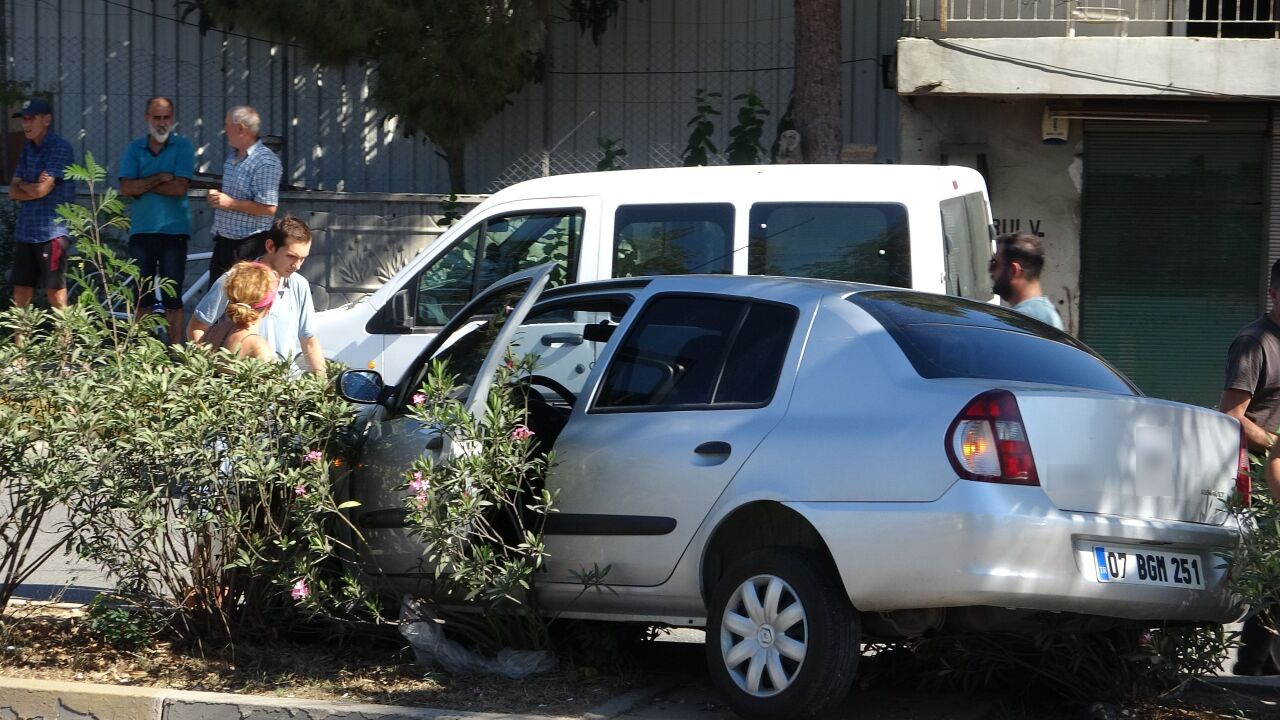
[1237,426,1251,507]
[946,390,1039,486]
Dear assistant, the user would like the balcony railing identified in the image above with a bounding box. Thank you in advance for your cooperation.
[903,1,1279,38]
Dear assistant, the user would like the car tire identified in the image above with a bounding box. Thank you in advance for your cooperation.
[705,548,860,720]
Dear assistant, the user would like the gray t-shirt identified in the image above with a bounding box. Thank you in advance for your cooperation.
[1011,296,1064,331]
[1225,315,1280,436]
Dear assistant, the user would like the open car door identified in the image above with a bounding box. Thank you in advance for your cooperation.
[349,263,556,578]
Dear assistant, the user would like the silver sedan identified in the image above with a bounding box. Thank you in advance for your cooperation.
[340,264,1245,720]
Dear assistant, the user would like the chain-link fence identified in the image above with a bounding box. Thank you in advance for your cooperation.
[488,143,729,192]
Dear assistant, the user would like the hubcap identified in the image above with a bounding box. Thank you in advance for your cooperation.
[719,574,808,698]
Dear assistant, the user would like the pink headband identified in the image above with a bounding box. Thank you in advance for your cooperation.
[247,262,276,309]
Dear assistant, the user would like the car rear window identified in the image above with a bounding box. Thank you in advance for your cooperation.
[849,291,1136,395]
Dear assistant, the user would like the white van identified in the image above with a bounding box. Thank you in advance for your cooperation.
[315,164,995,384]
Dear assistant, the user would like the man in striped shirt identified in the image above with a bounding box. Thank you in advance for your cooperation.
[207,105,281,281]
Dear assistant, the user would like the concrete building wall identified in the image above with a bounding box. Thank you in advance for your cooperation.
[900,97,1084,331]
[897,37,1280,98]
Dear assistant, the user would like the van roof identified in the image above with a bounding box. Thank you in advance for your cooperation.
[484,164,987,205]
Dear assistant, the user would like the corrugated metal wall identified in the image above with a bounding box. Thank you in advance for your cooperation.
[6,0,899,194]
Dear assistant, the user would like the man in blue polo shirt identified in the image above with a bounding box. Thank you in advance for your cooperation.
[206,105,281,281]
[7,97,75,309]
[119,96,195,343]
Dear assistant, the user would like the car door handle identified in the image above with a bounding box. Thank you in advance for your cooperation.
[541,332,584,346]
[694,441,731,456]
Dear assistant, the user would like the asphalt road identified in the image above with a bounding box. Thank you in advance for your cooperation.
[9,505,112,604]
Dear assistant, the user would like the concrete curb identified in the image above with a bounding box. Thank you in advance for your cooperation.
[0,676,579,720]
[1198,674,1280,698]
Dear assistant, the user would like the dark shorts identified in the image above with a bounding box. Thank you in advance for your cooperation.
[210,231,270,282]
[11,236,71,290]
[129,233,189,310]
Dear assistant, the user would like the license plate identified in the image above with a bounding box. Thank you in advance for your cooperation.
[1093,546,1204,589]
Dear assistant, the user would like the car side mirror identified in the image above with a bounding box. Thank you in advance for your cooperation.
[583,321,616,343]
[339,369,385,404]
[388,288,412,331]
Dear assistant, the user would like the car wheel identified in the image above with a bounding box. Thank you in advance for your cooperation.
[705,548,859,720]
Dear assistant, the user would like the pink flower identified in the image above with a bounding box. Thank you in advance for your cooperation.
[409,471,429,494]
[303,450,323,464]
[294,484,308,497]
[412,393,426,405]
[510,425,534,441]
[291,578,309,601]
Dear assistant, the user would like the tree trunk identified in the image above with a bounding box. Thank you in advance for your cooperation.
[443,140,467,194]
[793,0,842,163]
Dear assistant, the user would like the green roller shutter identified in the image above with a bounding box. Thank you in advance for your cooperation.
[1080,127,1266,409]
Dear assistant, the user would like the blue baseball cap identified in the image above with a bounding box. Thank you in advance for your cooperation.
[12,97,53,117]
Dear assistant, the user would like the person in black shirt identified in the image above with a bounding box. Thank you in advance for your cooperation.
[1221,258,1280,676]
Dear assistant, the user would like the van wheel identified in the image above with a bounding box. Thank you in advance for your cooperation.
[705,548,859,720]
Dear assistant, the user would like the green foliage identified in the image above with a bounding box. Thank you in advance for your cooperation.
[86,595,165,650]
[0,79,33,108]
[595,137,628,172]
[439,194,465,228]
[196,1,628,193]
[681,90,721,167]
[0,153,375,641]
[725,89,770,165]
[910,624,1236,703]
[564,0,642,44]
[1226,457,1280,642]
[401,355,554,620]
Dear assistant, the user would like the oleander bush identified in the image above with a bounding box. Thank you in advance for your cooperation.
[0,154,374,644]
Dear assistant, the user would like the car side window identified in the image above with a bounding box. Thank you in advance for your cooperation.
[613,203,734,277]
[508,296,632,399]
[747,202,910,288]
[413,210,583,327]
[593,295,797,411]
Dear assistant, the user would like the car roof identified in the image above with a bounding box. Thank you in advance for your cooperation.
[484,164,988,205]
[540,273,898,304]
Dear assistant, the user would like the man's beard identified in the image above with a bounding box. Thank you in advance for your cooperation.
[150,126,171,144]
[992,273,1012,300]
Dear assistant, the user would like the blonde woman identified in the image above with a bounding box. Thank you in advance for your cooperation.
[196,260,277,361]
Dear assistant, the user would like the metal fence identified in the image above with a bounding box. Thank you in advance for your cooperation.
[903,1,1280,37]
[69,189,483,313]
[488,144,727,192]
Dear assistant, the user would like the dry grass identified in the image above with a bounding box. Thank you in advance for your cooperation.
[0,601,630,715]
[1,601,1276,719]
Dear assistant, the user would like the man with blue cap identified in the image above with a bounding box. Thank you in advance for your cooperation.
[7,97,75,309]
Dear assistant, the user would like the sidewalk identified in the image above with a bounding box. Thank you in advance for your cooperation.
[5,663,1276,720]
[0,676,576,720]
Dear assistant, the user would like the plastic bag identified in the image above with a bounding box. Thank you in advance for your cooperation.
[398,595,558,679]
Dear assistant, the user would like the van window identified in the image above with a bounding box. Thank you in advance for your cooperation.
[413,210,583,326]
[747,203,910,287]
[614,203,734,277]
[940,192,994,300]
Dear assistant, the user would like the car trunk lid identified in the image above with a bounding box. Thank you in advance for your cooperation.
[1013,390,1239,526]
